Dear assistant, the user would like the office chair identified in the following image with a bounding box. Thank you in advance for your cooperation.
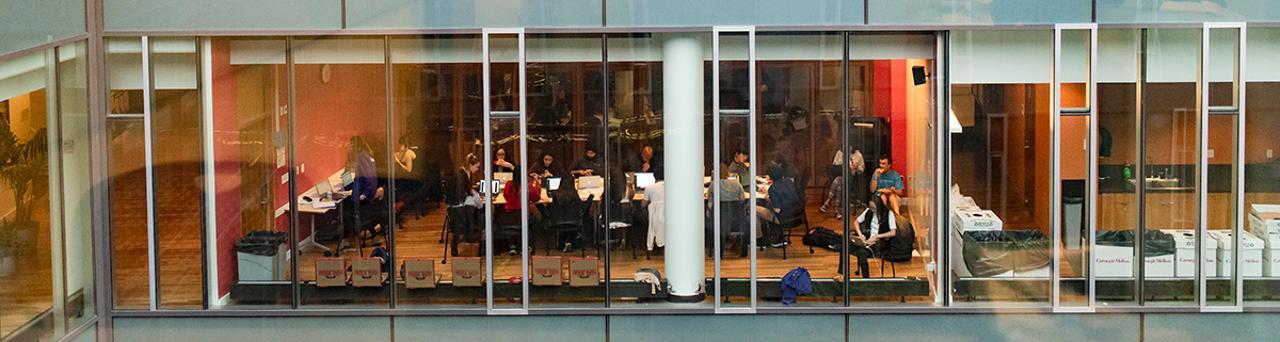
[542,193,590,256]
[443,206,482,264]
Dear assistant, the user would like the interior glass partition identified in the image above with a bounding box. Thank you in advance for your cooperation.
[948,29,1054,306]
[387,34,486,308]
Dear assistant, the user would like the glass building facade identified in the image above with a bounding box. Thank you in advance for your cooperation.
[6,1,1280,341]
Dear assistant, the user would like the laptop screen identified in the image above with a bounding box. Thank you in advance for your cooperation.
[635,172,656,189]
[546,177,562,191]
[315,180,333,195]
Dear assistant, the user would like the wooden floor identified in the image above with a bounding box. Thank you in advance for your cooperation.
[0,199,53,338]
[111,183,936,307]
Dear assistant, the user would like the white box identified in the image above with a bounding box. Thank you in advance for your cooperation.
[1145,253,1176,278]
[1094,244,1134,278]
[1209,231,1264,278]
[951,209,1003,232]
[1250,204,1280,221]
[1166,230,1216,278]
[1015,266,1050,278]
[1247,215,1280,277]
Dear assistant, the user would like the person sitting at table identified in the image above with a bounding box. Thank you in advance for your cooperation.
[846,195,897,278]
[631,145,664,179]
[727,150,750,187]
[444,154,484,255]
[502,172,543,223]
[570,147,604,177]
[529,152,563,178]
[642,174,666,251]
[870,155,904,215]
[493,147,518,173]
[756,156,801,249]
[819,149,865,219]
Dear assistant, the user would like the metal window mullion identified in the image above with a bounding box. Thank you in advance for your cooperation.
[937,31,950,307]
[1088,25,1099,309]
[1198,24,1210,310]
[194,37,211,310]
[46,46,69,334]
[481,31,494,312]
[285,37,300,309]
[747,28,757,310]
[518,29,529,312]
[384,35,398,309]
[1051,26,1063,310]
[1236,25,1248,310]
[141,35,159,311]
[749,30,760,309]
[711,29,721,312]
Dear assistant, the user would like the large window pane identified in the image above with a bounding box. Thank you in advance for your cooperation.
[1140,28,1202,306]
[291,36,391,307]
[1244,28,1280,306]
[0,49,54,338]
[523,33,607,308]
[604,32,712,307]
[389,35,485,308]
[149,37,206,309]
[208,37,292,308]
[57,40,97,328]
[105,37,149,309]
[949,30,1053,305]
[1095,28,1141,306]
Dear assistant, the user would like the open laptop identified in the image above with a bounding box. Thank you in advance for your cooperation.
[546,177,563,191]
[314,180,334,197]
[634,172,656,189]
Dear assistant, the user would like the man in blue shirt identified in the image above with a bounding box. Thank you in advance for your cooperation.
[870,155,903,215]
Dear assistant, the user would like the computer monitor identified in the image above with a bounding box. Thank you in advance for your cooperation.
[635,172,656,189]
[546,177,562,191]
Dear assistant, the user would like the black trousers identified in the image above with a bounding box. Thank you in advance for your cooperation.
[840,239,873,278]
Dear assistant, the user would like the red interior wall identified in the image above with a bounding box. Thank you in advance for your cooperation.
[210,40,241,298]
[872,60,909,195]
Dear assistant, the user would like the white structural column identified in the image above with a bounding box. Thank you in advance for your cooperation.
[662,34,706,301]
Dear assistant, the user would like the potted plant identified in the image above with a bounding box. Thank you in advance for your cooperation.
[0,107,49,272]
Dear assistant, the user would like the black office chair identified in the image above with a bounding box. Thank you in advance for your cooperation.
[345,197,389,256]
[542,194,590,256]
[443,206,482,264]
[721,199,749,258]
[494,207,524,255]
[773,204,810,260]
[878,221,915,278]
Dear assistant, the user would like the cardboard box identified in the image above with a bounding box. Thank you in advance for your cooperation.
[531,256,564,287]
[1167,230,1216,278]
[1251,204,1280,221]
[403,258,437,289]
[1209,231,1264,278]
[315,257,346,288]
[951,209,1003,232]
[1247,215,1280,277]
[1093,244,1175,278]
[1095,244,1134,278]
[351,257,383,287]
[452,257,484,287]
[568,257,599,287]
